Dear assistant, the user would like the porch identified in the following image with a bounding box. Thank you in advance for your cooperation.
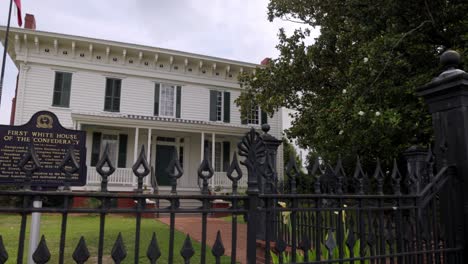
[72,112,249,192]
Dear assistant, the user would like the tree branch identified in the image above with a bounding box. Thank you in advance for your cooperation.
[370,20,432,88]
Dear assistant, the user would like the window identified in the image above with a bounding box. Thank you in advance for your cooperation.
[154,83,181,118]
[52,72,72,107]
[243,105,268,125]
[248,105,260,125]
[209,91,230,122]
[206,142,222,172]
[205,140,231,172]
[161,85,175,116]
[216,92,223,121]
[91,133,127,167]
[104,78,121,112]
[101,134,118,164]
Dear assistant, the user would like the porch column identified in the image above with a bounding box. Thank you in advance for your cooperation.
[133,127,139,186]
[146,128,152,186]
[200,131,204,161]
[211,133,215,189]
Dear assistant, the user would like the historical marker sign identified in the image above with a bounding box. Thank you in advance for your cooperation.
[0,111,87,186]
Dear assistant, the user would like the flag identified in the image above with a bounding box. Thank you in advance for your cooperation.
[13,0,22,26]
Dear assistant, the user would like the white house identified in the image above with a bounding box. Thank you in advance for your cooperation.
[0,15,283,194]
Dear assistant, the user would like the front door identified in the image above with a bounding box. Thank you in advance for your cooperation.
[156,144,176,186]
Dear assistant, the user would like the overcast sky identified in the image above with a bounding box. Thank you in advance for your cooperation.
[0,0,318,133]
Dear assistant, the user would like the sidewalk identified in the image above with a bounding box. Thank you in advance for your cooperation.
[157,216,248,263]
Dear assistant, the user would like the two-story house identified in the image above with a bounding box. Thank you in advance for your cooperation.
[0,15,283,194]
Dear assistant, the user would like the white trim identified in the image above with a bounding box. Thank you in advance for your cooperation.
[50,66,78,73]
[0,27,260,69]
[211,133,215,189]
[72,112,256,135]
[200,132,204,162]
[101,72,128,79]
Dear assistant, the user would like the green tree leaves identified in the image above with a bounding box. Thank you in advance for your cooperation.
[237,0,468,167]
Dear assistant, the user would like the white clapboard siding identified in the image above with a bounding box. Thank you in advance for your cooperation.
[180,84,209,121]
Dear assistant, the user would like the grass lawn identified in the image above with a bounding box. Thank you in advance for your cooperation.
[0,214,231,263]
[220,215,246,224]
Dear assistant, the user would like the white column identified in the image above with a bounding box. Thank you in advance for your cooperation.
[200,132,205,161]
[146,128,152,187]
[211,133,215,189]
[133,127,139,186]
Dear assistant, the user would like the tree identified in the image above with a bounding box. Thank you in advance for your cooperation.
[237,0,468,169]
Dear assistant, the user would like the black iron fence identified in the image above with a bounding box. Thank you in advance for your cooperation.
[0,126,464,264]
[0,50,467,264]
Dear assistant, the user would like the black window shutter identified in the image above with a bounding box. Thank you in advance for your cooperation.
[222,141,230,172]
[118,134,128,168]
[261,110,268,125]
[176,85,181,118]
[154,83,160,116]
[62,73,72,107]
[209,90,217,121]
[223,92,230,123]
[91,132,102,166]
[104,78,112,111]
[113,79,121,112]
[52,72,63,106]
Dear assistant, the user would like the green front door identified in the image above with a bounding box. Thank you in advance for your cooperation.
[156,144,176,186]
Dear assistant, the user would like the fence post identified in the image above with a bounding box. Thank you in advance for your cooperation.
[258,124,283,243]
[238,128,266,264]
[417,49,467,262]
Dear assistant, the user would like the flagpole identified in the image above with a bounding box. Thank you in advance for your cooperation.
[0,0,13,108]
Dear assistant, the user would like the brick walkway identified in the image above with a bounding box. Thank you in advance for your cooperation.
[157,216,248,263]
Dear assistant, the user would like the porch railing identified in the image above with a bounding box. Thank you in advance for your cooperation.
[212,171,248,189]
[87,167,134,186]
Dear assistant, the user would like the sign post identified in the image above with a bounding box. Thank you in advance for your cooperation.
[0,111,87,262]
[28,194,42,264]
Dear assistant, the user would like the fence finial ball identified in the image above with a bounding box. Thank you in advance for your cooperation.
[440,50,461,69]
[261,123,270,133]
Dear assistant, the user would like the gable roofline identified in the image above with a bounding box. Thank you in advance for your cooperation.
[0,26,261,69]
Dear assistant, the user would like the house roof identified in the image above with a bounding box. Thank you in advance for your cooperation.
[0,26,260,71]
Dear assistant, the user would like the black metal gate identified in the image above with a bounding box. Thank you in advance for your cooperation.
[0,50,467,264]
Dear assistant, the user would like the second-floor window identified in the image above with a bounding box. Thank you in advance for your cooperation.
[209,90,230,122]
[154,83,181,118]
[248,105,260,125]
[104,78,121,112]
[52,72,72,107]
[242,105,268,125]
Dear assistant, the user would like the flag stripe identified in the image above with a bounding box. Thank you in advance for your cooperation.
[13,0,22,27]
